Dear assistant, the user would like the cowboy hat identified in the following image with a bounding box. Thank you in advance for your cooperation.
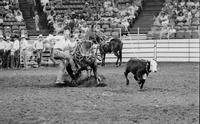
[38,34,43,38]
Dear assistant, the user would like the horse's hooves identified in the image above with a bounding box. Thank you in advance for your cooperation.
[71,80,78,87]
[96,83,107,87]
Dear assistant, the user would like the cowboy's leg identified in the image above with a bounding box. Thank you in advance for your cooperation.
[56,60,66,84]
[59,50,76,72]
[53,50,72,83]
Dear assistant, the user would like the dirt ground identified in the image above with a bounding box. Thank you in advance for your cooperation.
[0,62,199,124]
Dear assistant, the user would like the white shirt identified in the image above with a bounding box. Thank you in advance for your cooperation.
[20,39,29,50]
[5,41,13,50]
[11,39,20,52]
[0,40,7,50]
[53,35,68,50]
[34,40,44,50]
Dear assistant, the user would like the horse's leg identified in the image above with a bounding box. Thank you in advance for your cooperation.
[139,79,145,89]
[124,70,130,85]
[119,43,123,66]
[101,53,106,66]
[66,63,75,82]
[119,49,122,66]
[113,51,119,67]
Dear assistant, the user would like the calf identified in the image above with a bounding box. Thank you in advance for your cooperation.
[124,58,157,89]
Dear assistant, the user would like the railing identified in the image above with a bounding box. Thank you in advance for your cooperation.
[104,38,200,63]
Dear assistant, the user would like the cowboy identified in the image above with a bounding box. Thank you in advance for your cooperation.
[20,34,30,68]
[4,36,13,68]
[11,35,20,68]
[0,35,6,68]
[33,34,44,67]
[53,31,77,84]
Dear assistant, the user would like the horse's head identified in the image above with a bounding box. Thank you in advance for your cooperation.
[80,40,94,56]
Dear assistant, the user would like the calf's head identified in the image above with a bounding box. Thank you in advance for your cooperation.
[150,59,157,72]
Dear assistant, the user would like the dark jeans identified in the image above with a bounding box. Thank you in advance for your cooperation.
[34,49,42,67]
[10,50,20,68]
[0,50,4,68]
[3,50,11,68]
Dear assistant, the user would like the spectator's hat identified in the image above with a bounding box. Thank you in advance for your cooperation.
[21,34,26,38]
[38,34,43,38]
[6,36,10,40]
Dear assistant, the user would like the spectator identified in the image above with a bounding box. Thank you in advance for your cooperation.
[20,34,30,68]
[5,10,15,19]
[194,7,200,18]
[10,35,20,68]
[0,35,6,68]
[185,9,192,25]
[33,11,40,31]
[159,12,169,27]
[191,5,197,15]
[153,13,161,26]
[180,0,186,7]
[176,12,186,25]
[4,37,13,68]
[160,25,176,39]
[33,34,44,67]
[186,0,195,7]
[14,9,23,22]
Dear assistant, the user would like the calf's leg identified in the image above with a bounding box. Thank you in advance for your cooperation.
[139,79,145,89]
[124,70,130,85]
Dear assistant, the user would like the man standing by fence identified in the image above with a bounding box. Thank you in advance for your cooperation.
[0,35,6,68]
[4,37,13,68]
[11,35,20,68]
[33,34,44,67]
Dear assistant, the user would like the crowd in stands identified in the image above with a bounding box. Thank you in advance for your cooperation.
[148,0,199,39]
[41,0,144,36]
[0,0,24,23]
[0,0,27,41]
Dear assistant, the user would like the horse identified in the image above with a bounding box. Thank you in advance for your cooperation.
[71,40,101,86]
[88,30,123,67]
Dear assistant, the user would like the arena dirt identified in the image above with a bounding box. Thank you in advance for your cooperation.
[0,63,199,124]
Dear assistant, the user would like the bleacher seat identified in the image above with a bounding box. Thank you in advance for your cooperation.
[176,30,185,39]
[191,30,199,38]
[111,31,119,38]
[102,24,109,29]
[104,31,111,36]
[184,31,191,39]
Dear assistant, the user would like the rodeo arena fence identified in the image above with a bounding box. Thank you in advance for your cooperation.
[102,28,200,63]
[1,27,199,69]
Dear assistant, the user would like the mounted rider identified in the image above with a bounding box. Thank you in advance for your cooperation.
[85,22,107,44]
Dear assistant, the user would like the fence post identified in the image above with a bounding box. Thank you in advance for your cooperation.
[119,28,121,39]
[188,37,190,62]
[137,27,140,48]
[154,39,157,61]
